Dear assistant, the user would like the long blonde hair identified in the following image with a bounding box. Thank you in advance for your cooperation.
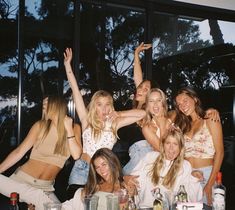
[145,88,168,124]
[87,90,117,139]
[40,96,69,156]
[150,127,185,189]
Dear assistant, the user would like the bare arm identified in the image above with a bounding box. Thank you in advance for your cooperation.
[114,109,146,130]
[64,116,82,160]
[63,48,88,130]
[142,124,160,151]
[0,122,41,173]
[133,42,152,88]
[204,119,224,205]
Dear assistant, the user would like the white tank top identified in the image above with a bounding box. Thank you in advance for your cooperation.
[82,121,117,157]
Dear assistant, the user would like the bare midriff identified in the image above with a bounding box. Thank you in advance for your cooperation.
[20,159,61,181]
[186,157,213,169]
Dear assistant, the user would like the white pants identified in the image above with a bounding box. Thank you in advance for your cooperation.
[0,174,55,210]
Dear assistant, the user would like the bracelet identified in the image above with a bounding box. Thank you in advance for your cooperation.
[67,135,75,139]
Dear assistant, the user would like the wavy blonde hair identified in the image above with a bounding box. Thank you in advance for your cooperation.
[144,88,168,125]
[39,96,69,156]
[87,90,117,140]
[150,127,185,189]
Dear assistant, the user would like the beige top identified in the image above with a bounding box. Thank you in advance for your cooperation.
[30,125,70,168]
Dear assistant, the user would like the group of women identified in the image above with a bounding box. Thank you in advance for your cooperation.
[0,43,224,210]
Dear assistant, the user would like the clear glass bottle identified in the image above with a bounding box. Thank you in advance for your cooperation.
[171,195,179,210]
[9,192,19,210]
[153,188,163,210]
[128,196,137,210]
[212,171,226,210]
[177,185,188,202]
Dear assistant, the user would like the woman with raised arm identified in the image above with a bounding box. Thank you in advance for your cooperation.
[122,43,161,174]
[0,95,82,202]
[123,43,220,176]
[63,48,146,196]
[174,87,224,207]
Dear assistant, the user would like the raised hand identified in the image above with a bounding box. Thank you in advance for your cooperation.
[64,115,74,134]
[64,48,73,66]
[135,42,152,55]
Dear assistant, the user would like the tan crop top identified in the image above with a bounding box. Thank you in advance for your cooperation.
[184,120,215,159]
[30,125,70,168]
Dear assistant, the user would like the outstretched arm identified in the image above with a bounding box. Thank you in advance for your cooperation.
[115,109,146,129]
[63,48,88,130]
[133,42,152,88]
[0,122,40,173]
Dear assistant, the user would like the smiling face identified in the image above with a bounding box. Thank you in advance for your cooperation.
[135,80,151,103]
[95,96,113,121]
[163,135,180,161]
[94,156,111,182]
[175,93,197,117]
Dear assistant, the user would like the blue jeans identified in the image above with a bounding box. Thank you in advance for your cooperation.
[193,165,212,206]
[68,159,90,185]
[123,140,153,175]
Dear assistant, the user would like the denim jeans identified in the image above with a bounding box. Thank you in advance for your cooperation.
[123,140,153,175]
[193,165,212,206]
[68,159,90,185]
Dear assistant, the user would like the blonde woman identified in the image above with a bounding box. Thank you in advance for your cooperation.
[131,128,202,208]
[0,96,82,202]
[63,48,146,194]
[142,88,173,151]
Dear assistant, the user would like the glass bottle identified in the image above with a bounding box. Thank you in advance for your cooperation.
[9,192,19,210]
[128,196,137,210]
[171,195,179,210]
[212,171,226,210]
[153,188,163,210]
[177,185,188,203]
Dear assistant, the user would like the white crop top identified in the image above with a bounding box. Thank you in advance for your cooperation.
[82,121,117,157]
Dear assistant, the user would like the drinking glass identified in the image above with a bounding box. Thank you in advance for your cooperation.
[106,194,119,210]
[115,189,129,210]
[43,202,62,210]
[84,195,99,210]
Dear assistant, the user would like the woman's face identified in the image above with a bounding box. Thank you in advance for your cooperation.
[95,97,113,121]
[147,91,164,117]
[135,81,151,103]
[164,136,180,161]
[175,93,196,116]
[94,157,111,182]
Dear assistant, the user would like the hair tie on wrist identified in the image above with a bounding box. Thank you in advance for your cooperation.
[67,135,75,139]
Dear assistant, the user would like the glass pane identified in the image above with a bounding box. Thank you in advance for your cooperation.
[0,0,18,161]
[22,0,74,138]
[152,14,235,137]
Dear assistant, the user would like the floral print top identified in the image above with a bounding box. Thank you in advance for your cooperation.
[184,120,215,159]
